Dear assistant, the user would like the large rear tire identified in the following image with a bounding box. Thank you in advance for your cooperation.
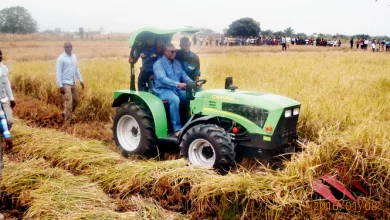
[180,124,235,173]
[113,102,158,157]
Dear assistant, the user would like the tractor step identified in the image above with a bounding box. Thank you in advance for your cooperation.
[159,135,179,145]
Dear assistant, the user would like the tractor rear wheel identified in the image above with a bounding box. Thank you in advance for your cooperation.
[180,124,235,173]
[113,102,158,157]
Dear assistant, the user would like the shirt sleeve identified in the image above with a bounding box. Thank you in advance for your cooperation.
[0,108,11,138]
[56,57,63,87]
[178,62,193,83]
[153,61,180,88]
[194,56,201,76]
[74,55,83,83]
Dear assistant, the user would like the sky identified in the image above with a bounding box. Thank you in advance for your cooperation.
[1,0,390,36]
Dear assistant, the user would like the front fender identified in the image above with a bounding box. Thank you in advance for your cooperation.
[113,90,168,138]
[178,115,217,143]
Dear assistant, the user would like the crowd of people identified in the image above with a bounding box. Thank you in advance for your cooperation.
[350,38,390,52]
[188,34,390,52]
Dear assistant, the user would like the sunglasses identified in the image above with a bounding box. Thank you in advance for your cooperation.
[65,46,73,48]
[170,50,177,54]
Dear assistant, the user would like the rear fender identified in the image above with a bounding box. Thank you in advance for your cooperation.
[113,90,168,138]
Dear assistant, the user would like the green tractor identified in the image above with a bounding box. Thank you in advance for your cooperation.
[112,28,304,172]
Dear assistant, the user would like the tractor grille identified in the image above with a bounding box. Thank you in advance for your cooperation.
[277,115,298,138]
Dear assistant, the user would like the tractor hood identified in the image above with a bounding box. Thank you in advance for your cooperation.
[197,89,300,110]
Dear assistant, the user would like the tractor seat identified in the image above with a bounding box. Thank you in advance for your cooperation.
[148,78,169,105]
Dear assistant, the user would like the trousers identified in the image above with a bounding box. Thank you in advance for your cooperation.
[154,89,187,132]
[1,102,13,129]
[62,84,79,122]
[138,70,153,92]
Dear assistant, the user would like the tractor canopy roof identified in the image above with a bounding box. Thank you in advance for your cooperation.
[128,27,201,48]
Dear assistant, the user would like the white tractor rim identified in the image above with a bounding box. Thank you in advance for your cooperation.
[117,115,141,152]
[188,138,216,168]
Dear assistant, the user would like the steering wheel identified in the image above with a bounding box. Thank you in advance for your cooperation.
[195,79,207,89]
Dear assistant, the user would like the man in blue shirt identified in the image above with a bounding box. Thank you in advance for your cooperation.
[56,41,85,125]
[128,35,163,91]
[176,37,201,81]
[153,44,193,137]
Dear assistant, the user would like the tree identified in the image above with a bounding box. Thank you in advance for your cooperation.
[273,31,285,37]
[0,6,38,34]
[296,32,307,38]
[201,28,215,34]
[284,27,295,36]
[354,34,370,39]
[261,29,273,36]
[226,17,261,37]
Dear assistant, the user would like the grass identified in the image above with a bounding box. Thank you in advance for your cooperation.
[2,40,390,219]
[4,121,389,219]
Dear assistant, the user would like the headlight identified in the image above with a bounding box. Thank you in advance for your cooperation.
[293,107,300,115]
[285,109,292,117]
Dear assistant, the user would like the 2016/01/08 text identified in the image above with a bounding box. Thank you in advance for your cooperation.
[312,201,378,211]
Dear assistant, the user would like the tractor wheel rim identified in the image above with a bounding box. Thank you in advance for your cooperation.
[188,139,215,168]
[117,115,141,151]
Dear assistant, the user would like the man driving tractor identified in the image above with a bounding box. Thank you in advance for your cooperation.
[153,43,193,137]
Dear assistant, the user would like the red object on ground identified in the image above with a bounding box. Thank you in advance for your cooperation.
[321,174,357,202]
[312,180,342,208]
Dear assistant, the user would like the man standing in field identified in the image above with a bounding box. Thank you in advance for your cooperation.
[0,103,14,220]
[0,49,16,129]
[176,37,201,81]
[281,36,287,51]
[153,44,193,137]
[56,41,85,125]
[350,38,354,49]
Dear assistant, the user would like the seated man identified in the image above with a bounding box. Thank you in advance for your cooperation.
[153,44,193,137]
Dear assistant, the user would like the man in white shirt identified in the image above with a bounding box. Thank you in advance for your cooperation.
[56,42,85,125]
[0,49,16,129]
[281,36,287,51]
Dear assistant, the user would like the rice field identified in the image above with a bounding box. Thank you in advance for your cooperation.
[1,40,390,219]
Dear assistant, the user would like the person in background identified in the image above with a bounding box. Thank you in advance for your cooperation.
[0,49,16,129]
[199,36,203,46]
[376,41,380,52]
[281,36,287,51]
[176,37,201,81]
[192,35,197,46]
[356,39,359,49]
[338,39,341,47]
[56,41,85,125]
[215,35,219,46]
[381,39,385,52]
[350,38,354,49]
[371,41,376,52]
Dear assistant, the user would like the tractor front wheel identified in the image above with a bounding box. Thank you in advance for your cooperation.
[180,124,235,173]
[113,102,158,157]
